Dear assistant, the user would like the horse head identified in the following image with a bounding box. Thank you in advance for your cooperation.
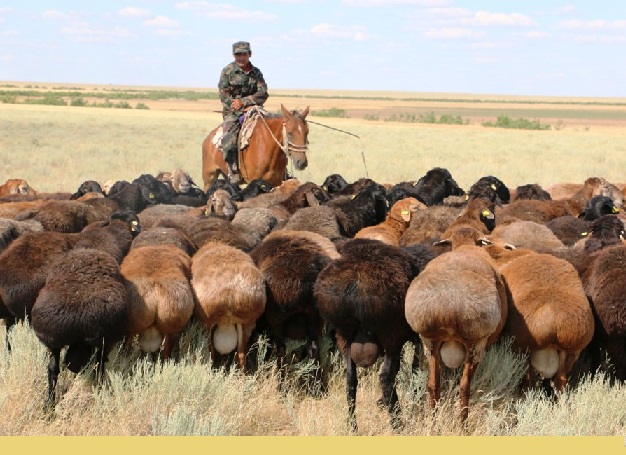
[281,104,310,171]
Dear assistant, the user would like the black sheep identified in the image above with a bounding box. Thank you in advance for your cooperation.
[0,211,140,332]
[313,239,435,431]
[468,175,510,205]
[240,179,274,201]
[578,195,620,222]
[404,167,466,207]
[320,173,349,196]
[31,248,129,405]
[513,183,551,202]
[250,230,340,389]
[70,180,104,200]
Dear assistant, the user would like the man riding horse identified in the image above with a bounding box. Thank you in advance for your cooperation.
[218,41,269,184]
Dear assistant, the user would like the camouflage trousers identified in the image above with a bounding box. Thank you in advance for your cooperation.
[221,113,243,168]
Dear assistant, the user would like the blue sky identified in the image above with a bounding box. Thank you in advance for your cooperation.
[1,1,625,97]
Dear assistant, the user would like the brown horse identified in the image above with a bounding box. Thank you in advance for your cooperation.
[202,104,310,191]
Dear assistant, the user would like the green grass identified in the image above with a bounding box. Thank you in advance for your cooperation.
[310,107,349,118]
[482,115,551,130]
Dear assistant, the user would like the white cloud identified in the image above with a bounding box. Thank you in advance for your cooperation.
[42,10,66,20]
[559,19,626,30]
[458,11,536,27]
[310,23,371,41]
[422,27,485,39]
[2,30,19,36]
[524,31,550,38]
[569,34,626,44]
[61,22,133,42]
[175,2,276,20]
[154,29,184,36]
[342,0,449,6]
[144,16,179,28]
[427,7,472,18]
[2,53,15,61]
[118,7,151,17]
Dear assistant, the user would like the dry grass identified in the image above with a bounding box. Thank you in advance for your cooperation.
[2,85,626,438]
[1,319,625,437]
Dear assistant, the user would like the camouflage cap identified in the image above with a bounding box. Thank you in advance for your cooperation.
[232,41,251,54]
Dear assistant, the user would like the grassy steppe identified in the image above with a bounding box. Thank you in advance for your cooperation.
[1,85,626,437]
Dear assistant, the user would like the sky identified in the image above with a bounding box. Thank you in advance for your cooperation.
[1,1,626,97]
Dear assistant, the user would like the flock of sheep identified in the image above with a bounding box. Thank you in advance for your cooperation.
[0,167,625,432]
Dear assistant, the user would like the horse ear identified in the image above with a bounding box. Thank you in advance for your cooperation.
[301,106,310,118]
[280,104,289,117]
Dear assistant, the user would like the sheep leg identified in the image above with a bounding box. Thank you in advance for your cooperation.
[521,357,534,392]
[235,323,246,372]
[554,350,580,393]
[4,316,15,352]
[605,337,626,382]
[46,348,61,406]
[379,349,402,429]
[163,332,184,362]
[306,316,324,392]
[426,340,442,409]
[459,348,477,423]
[344,343,358,433]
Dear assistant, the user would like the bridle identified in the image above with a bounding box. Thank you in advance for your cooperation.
[258,111,309,159]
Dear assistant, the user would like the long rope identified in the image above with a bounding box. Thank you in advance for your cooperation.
[307,119,369,178]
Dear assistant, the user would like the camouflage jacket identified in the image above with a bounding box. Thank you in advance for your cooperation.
[218,62,269,115]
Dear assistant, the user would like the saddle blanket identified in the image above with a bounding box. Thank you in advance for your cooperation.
[211,106,269,151]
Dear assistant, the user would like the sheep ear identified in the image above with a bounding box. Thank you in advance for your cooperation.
[400,209,411,222]
[305,191,320,207]
[432,238,451,246]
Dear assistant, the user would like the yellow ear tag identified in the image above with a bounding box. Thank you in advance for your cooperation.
[481,209,492,217]
[149,192,155,199]
[131,221,138,226]
[613,207,620,213]
[351,194,356,199]
[491,184,497,190]
[401,210,409,215]
[581,232,588,236]
[204,208,210,215]
[465,194,469,200]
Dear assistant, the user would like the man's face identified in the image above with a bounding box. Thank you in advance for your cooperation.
[234,52,251,69]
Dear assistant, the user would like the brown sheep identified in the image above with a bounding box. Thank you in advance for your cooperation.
[14,200,106,233]
[498,177,623,225]
[404,226,508,422]
[191,242,266,370]
[399,205,464,247]
[0,179,37,197]
[121,244,195,360]
[490,220,566,253]
[354,197,425,246]
[485,244,594,393]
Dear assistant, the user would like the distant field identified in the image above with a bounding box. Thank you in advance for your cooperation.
[2,81,626,193]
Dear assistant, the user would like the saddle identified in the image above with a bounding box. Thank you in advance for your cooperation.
[212,106,270,152]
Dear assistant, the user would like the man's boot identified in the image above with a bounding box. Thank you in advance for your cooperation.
[227,161,242,185]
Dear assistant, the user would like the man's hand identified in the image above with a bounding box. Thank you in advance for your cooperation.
[231,99,244,110]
